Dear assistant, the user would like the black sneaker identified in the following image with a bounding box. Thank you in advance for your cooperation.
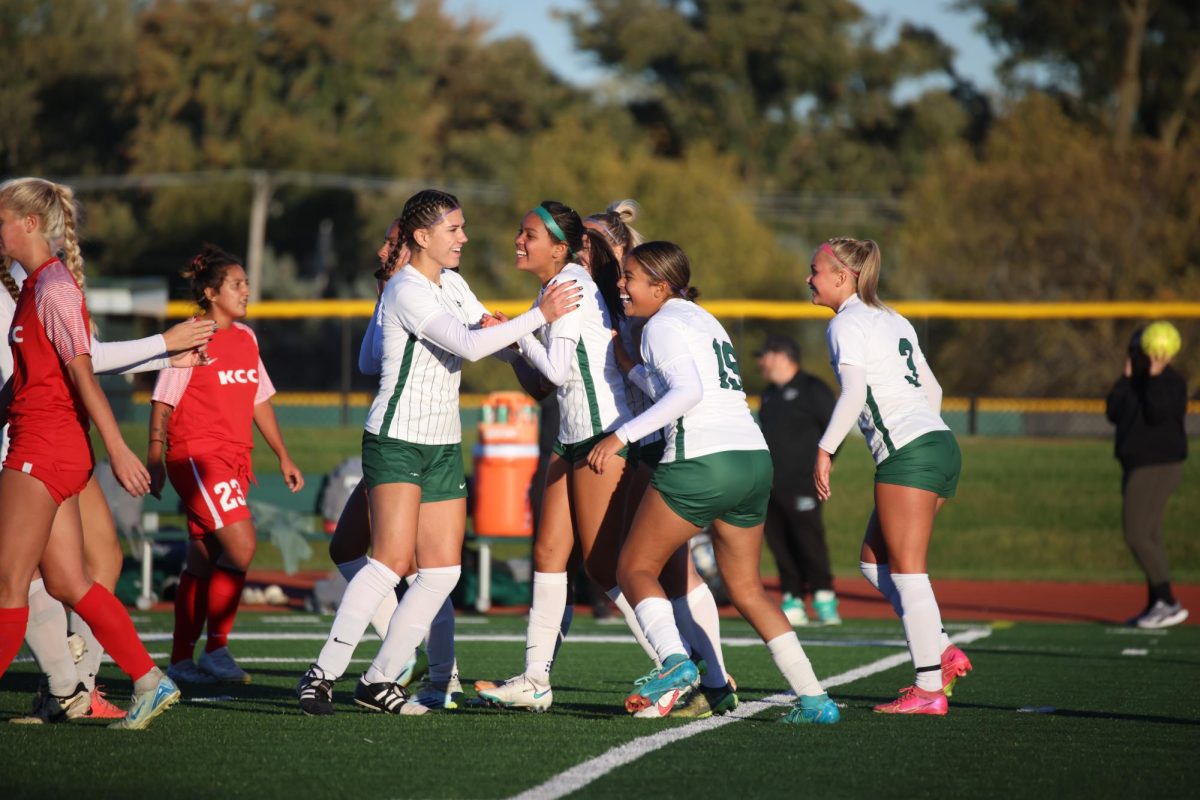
[353,676,408,713]
[297,665,335,716]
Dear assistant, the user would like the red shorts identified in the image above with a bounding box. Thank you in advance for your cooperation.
[3,455,91,505]
[166,452,253,538]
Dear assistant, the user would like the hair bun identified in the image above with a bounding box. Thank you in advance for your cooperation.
[608,199,640,225]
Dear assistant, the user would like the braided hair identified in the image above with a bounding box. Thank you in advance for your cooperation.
[0,177,86,289]
[0,256,19,302]
[182,243,242,310]
[398,189,461,251]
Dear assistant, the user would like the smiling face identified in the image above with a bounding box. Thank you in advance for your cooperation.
[515,211,567,281]
[618,256,667,319]
[807,248,853,310]
[413,207,467,270]
[205,263,250,323]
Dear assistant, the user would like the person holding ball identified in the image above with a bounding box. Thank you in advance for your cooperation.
[1105,323,1189,629]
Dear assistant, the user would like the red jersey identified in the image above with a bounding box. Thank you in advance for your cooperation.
[152,321,275,461]
[5,258,94,472]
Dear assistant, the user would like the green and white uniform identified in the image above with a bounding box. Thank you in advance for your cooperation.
[618,298,770,527]
[518,263,632,460]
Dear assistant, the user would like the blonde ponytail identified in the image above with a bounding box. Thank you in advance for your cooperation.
[0,256,19,302]
[52,182,85,290]
[826,237,884,309]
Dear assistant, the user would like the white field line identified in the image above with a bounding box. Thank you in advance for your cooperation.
[507,627,994,800]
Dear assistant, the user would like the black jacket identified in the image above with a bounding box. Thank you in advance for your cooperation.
[1105,366,1188,471]
[758,370,835,491]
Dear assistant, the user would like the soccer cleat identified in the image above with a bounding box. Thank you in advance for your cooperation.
[396,647,430,689]
[812,590,842,626]
[353,675,408,713]
[1135,600,1189,630]
[167,659,218,685]
[297,665,335,716]
[109,674,180,730]
[625,655,699,714]
[198,646,252,684]
[399,674,464,715]
[781,594,809,627]
[632,663,661,688]
[941,643,973,697]
[67,632,87,663]
[478,674,553,712]
[84,685,126,719]
[669,683,739,719]
[9,680,90,725]
[873,685,948,716]
[780,693,841,725]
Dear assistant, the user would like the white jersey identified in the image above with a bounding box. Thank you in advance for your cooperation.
[825,294,948,464]
[365,266,489,444]
[619,316,662,445]
[522,263,632,444]
[636,299,766,464]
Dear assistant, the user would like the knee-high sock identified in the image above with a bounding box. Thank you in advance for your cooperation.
[525,572,568,679]
[337,557,398,639]
[72,584,155,682]
[425,595,457,683]
[608,586,660,667]
[25,579,78,696]
[315,558,400,680]
[890,572,945,691]
[205,566,246,652]
[68,612,105,692]
[171,570,207,664]
[633,597,688,664]
[365,565,460,684]
[766,631,823,697]
[0,606,30,678]
[861,561,951,651]
[672,584,727,689]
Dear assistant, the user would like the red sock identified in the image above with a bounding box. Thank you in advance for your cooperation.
[74,584,155,682]
[171,571,208,664]
[0,606,30,678]
[205,566,246,652]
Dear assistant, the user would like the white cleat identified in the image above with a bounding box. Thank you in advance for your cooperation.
[477,674,553,712]
[399,674,464,715]
[198,646,252,684]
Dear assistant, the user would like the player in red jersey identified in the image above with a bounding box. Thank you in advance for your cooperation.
[149,244,303,686]
[0,177,179,729]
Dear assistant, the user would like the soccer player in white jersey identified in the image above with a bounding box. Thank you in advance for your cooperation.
[590,242,840,724]
[297,189,581,715]
[808,237,969,716]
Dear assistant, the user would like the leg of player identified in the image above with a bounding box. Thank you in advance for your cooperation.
[329,480,401,639]
[196,520,256,683]
[10,575,88,724]
[168,538,216,686]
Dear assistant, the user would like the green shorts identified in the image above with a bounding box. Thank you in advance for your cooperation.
[552,431,628,464]
[651,449,773,528]
[875,430,961,498]
[629,439,666,470]
[361,432,467,502]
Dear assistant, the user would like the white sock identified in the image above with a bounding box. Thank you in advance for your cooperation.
[425,596,456,683]
[316,558,400,679]
[69,612,104,692]
[337,557,398,639]
[524,572,568,679]
[25,579,78,697]
[766,631,823,697]
[633,597,688,663]
[672,584,727,689]
[890,572,945,691]
[859,561,903,617]
[366,565,460,684]
[608,586,661,667]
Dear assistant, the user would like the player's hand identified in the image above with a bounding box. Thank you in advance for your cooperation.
[587,433,623,475]
[163,317,216,353]
[280,457,305,493]
[147,460,166,500]
[813,448,834,502]
[169,347,213,368]
[111,445,152,497]
[539,280,582,323]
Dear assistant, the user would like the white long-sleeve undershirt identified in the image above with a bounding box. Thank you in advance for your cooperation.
[517,334,575,386]
[91,334,170,375]
[817,364,867,455]
[418,306,547,362]
[615,356,703,444]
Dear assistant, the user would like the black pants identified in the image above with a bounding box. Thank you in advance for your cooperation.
[1121,461,1185,586]
[763,487,833,597]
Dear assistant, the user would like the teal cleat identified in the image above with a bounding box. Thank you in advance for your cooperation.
[109,674,181,730]
[625,655,699,714]
[812,590,842,626]
[780,693,840,725]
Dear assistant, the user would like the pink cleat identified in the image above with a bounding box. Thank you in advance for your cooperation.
[873,685,948,715]
[83,685,127,719]
[941,644,973,697]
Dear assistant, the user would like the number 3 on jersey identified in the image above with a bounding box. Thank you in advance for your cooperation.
[711,339,743,391]
[214,479,247,512]
[899,338,921,387]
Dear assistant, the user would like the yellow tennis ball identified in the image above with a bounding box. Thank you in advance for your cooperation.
[1142,321,1182,359]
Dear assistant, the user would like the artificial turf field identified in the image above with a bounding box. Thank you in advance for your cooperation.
[2,612,1197,799]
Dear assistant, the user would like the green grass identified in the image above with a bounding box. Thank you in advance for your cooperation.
[2,613,1197,799]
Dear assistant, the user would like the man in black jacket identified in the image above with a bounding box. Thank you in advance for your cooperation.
[756,335,840,626]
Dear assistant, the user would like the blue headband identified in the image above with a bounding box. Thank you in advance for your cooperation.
[533,206,576,260]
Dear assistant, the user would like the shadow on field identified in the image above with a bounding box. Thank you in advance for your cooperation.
[832,693,1200,727]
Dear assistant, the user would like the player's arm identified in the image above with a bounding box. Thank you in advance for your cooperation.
[147,400,173,499]
[65,355,150,497]
[0,376,12,428]
[253,401,304,493]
